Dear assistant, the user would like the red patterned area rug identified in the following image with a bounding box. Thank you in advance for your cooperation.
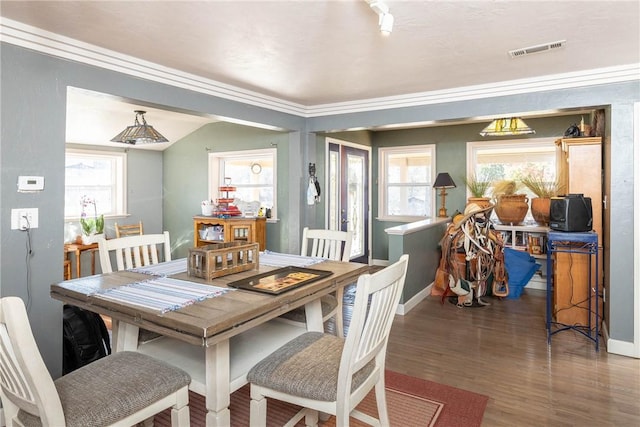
[155,370,487,426]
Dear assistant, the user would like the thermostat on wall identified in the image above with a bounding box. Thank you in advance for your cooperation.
[17,175,45,192]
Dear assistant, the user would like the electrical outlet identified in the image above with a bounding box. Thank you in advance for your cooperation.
[11,208,39,230]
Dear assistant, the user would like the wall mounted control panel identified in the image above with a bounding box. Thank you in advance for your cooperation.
[17,175,45,192]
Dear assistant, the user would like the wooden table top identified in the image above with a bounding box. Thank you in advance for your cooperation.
[50,260,368,347]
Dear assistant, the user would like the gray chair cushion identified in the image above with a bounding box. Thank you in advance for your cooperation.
[279,295,338,322]
[247,331,374,402]
[17,351,191,427]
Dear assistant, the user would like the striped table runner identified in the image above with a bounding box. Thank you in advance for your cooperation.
[93,277,230,313]
[130,258,188,276]
[259,251,324,268]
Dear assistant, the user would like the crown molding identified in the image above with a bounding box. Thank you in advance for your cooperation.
[2,17,639,119]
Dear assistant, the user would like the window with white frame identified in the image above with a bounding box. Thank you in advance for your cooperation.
[65,149,127,219]
[378,145,436,220]
[208,149,277,218]
[467,138,558,221]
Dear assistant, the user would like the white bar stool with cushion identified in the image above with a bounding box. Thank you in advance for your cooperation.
[248,254,409,426]
[0,296,191,427]
[277,227,352,337]
[97,231,171,345]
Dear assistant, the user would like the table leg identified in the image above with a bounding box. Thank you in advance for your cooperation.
[90,249,96,275]
[114,321,139,352]
[205,340,231,427]
[304,299,324,332]
[74,249,81,278]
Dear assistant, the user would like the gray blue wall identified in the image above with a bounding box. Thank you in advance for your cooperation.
[0,42,306,377]
[1,40,639,380]
[163,122,291,258]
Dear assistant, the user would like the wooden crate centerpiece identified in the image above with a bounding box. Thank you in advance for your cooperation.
[188,241,259,281]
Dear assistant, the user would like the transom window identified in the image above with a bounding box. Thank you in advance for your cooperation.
[378,145,436,220]
[208,149,277,218]
[64,149,127,219]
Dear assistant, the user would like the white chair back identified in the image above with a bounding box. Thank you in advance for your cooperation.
[0,296,66,425]
[98,231,171,273]
[248,254,409,426]
[301,227,352,262]
[0,296,192,427]
[337,254,408,415]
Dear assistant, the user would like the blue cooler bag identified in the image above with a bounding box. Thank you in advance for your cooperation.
[504,248,540,299]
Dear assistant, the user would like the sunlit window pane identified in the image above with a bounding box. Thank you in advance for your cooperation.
[379,145,436,219]
[65,150,126,218]
[209,149,277,218]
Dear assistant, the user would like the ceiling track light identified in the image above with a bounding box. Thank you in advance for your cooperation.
[367,0,394,35]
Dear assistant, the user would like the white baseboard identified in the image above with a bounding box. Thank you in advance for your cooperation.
[370,258,389,267]
[396,282,432,315]
[605,320,639,358]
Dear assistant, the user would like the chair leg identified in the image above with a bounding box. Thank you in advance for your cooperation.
[171,388,191,427]
[249,391,268,427]
[334,288,344,338]
[374,377,389,425]
[303,408,319,427]
[171,406,190,427]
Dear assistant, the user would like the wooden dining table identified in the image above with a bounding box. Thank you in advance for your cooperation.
[50,257,368,427]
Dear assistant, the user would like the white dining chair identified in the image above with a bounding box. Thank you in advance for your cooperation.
[278,227,352,337]
[97,231,171,273]
[97,232,171,344]
[0,296,191,427]
[247,254,409,427]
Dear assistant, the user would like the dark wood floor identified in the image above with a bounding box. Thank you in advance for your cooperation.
[338,284,640,426]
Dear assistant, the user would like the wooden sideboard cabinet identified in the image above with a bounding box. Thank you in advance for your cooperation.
[193,216,267,250]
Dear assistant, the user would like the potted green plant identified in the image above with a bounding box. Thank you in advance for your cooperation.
[462,173,492,207]
[461,173,493,209]
[492,179,529,225]
[521,175,564,226]
[80,195,105,244]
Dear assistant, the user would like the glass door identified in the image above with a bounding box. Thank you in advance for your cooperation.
[327,140,370,264]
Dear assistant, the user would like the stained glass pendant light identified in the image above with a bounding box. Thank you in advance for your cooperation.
[111,110,168,144]
[479,117,535,137]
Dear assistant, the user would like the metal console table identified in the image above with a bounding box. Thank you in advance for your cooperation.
[546,231,599,351]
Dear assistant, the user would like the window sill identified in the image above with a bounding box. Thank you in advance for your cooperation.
[376,215,429,223]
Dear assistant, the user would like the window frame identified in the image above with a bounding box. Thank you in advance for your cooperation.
[207,148,277,220]
[378,144,437,222]
[466,137,559,192]
[64,148,127,220]
[466,137,559,222]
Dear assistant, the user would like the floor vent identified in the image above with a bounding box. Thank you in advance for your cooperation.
[509,40,566,58]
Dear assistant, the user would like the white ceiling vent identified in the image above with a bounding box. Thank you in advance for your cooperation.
[509,40,566,58]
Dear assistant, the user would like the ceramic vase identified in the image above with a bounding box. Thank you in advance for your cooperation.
[530,197,551,226]
[494,194,529,225]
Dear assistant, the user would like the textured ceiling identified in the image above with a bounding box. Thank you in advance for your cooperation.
[2,1,639,105]
[1,1,638,148]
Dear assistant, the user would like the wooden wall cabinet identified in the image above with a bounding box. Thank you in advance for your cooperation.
[193,216,266,250]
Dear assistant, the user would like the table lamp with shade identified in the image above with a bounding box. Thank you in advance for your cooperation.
[433,173,456,217]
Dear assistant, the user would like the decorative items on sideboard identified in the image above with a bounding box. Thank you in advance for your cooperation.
[492,180,528,226]
[521,174,564,226]
[462,172,493,210]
